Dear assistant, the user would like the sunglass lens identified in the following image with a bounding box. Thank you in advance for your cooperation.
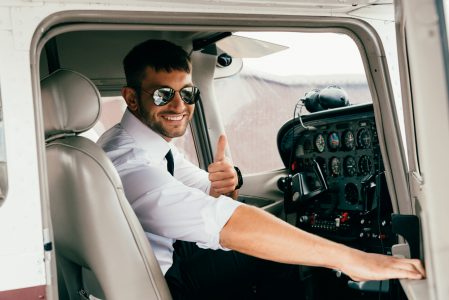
[153,88,175,106]
[180,87,200,104]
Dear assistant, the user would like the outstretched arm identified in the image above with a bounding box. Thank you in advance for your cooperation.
[220,204,425,281]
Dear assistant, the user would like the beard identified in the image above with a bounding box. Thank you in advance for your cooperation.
[136,98,190,139]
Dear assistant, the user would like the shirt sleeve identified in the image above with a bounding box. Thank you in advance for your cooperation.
[119,159,242,250]
[170,145,211,194]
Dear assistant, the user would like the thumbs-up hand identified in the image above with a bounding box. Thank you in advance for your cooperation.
[208,134,238,199]
[214,134,227,162]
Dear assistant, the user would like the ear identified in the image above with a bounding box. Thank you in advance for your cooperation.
[122,87,139,112]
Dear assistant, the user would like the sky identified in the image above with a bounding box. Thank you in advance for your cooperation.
[236,31,366,76]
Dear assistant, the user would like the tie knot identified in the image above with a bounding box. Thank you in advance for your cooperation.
[165,149,174,176]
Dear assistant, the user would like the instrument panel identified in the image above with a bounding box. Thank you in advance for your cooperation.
[294,116,381,212]
[277,104,395,252]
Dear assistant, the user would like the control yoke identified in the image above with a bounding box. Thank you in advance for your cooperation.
[281,160,328,214]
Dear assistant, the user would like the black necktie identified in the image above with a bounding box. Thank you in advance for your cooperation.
[165,149,174,176]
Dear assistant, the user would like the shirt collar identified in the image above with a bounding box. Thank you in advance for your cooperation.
[121,109,171,162]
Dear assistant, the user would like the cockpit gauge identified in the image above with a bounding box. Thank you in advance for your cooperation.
[357,128,372,149]
[358,155,372,176]
[329,157,341,176]
[315,134,325,153]
[328,132,340,151]
[343,130,355,150]
[344,156,357,177]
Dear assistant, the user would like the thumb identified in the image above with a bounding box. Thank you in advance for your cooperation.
[214,134,227,162]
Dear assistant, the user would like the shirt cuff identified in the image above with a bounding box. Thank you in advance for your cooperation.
[197,195,242,250]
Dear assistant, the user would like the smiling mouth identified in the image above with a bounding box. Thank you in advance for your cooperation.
[163,114,185,121]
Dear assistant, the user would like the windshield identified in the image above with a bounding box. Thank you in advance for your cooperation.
[214,31,371,173]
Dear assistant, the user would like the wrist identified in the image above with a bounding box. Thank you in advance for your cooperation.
[234,166,243,190]
[334,246,363,272]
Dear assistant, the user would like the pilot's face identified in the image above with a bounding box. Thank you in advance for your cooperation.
[128,67,195,141]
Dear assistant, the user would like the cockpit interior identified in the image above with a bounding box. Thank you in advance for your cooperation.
[277,103,407,299]
[37,21,417,300]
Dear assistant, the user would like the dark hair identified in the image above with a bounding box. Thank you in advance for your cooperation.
[123,39,191,88]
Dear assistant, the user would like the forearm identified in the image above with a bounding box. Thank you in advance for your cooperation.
[220,204,357,270]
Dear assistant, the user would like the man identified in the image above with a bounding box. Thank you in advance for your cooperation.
[98,39,425,299]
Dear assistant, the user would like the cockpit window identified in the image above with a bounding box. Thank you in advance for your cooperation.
[0,86,7,205]
[214,32,370,174]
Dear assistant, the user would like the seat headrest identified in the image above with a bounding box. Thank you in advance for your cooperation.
[41,69,101,140]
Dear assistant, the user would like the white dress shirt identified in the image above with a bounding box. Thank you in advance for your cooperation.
[97,110,242,274]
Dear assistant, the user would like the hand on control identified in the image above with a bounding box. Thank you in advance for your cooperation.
[341,251,425,282]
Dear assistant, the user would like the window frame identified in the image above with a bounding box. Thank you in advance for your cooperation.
[0,84,7,206]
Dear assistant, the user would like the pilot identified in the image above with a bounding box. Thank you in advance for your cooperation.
[97,39,425,299]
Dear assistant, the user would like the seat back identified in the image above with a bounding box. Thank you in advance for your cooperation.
[41,69,171,300]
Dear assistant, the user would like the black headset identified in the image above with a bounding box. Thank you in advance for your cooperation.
[303,85,350,113]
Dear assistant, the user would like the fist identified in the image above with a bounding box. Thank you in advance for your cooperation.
[208,135,238,197]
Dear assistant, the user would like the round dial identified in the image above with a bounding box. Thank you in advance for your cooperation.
[315,134,325,153]
[329,157,341,176]
[328,132,340,151]
[357,128,372,149]
[343,130,355,150]
[358,155,372,176]
[344,183,359,204]
[344,156,357,177]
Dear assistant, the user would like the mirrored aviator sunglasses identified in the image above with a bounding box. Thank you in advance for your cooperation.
[152,86,200,106]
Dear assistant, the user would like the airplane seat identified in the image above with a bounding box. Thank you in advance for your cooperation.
[41,69,172,300]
